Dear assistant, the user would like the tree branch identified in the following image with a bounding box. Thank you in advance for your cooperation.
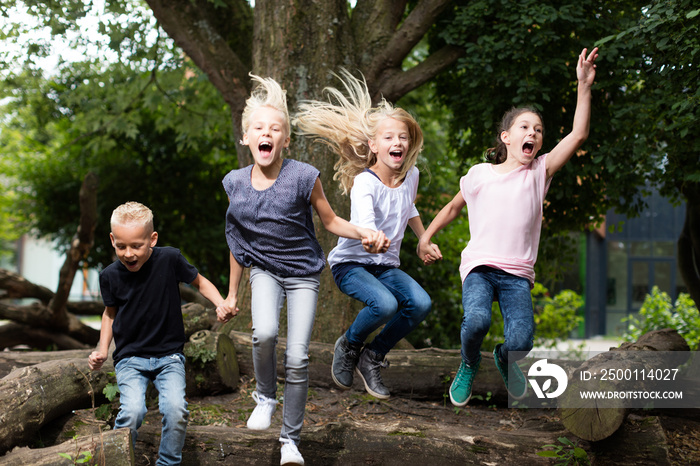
[376,45,464,102]
[145,0,253,168]
[364,0,454,90]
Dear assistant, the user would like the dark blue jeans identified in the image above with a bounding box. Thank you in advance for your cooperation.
[460,266,534,366]
[339,266,431,355]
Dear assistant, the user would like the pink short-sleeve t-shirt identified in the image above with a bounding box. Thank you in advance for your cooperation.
[459,153,551,286]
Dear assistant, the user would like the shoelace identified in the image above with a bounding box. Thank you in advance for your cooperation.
[252,391,276,407]
[338,345,361,371]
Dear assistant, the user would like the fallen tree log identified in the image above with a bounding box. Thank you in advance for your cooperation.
[184,330,239,396]
[227,330,511,402]
[182,302,218,338]
[0,322,90,351]
[0,358,114,454]
[0,348,93,378]
[0,428,133,466]
[559,328,690,441]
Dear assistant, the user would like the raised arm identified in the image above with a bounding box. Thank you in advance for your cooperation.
[310,177,390,253]
[545,47,599,178]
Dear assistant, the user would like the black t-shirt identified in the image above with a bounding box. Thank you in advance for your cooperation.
[99,246,198,363]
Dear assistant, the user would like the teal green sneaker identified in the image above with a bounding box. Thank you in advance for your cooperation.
[493,344,527,400]
[449,356,480,407]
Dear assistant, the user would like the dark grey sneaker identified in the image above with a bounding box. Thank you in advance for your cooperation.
[355,347,390,399]
[332,334,362,389]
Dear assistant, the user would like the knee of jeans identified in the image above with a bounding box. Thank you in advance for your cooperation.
[284,353,309,384]
[252,330,278,348]
[369,295,399,319]
[463,312,491,335]
[118,401,147,425]
[413,294,431,318]
[160,396,189,422]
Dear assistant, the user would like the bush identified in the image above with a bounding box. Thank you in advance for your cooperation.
[622,286,700,350]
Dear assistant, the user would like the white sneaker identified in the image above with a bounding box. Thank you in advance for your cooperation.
[280,440,304,465]
[246,391,278,430]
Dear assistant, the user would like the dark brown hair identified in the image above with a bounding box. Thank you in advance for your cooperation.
[485,106,544,164]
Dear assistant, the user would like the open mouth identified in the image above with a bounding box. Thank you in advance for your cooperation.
[259,141,273,156]
[522,142,535,155]
[125,259,138,268]
[389,149,403,161]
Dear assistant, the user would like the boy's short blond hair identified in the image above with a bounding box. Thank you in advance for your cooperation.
[110,202,154,231]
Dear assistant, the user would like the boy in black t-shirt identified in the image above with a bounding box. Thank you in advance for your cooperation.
[89,202,228,466]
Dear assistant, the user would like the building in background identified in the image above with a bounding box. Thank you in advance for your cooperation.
[585,189,687,337]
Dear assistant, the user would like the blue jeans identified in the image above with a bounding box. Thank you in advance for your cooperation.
[339,267,431,355]
[114,353,189,466]
[461,266,534,366]
[249,266,319,444]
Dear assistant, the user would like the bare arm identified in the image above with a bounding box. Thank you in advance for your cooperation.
[190,273,225,308]
[545,47,599,178]
[88,306,116,371]
[408,215,441,264]
[417,192,466,263]
[218,252,244,322]
[310,177,390,253]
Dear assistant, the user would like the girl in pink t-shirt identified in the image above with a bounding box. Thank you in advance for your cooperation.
[418,47,598,407]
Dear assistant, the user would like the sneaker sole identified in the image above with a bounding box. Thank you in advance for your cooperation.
[354,367,390,400]
[331,337,353,390]
[449,380,471,407]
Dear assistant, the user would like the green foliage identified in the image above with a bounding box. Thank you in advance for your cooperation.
[622,287,700,350]
[537,436,589,465]
[184,340,217,368]
[103,382,120,402]
[0,2,235,284]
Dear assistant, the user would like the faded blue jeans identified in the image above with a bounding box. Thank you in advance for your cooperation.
[114,353,189,466]
[461,266,534,366]
[339,266,431,356]
[249,266,319,445]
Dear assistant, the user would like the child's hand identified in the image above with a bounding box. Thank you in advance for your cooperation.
[577,47,598,88]
[88,351,107,371]
[417,238,442,265]
[216,297,239,323]
[361,229,390,254]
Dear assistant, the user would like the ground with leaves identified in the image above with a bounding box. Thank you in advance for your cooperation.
[36,374,700,465]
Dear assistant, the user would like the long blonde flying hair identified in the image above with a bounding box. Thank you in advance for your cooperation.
[294,69,423,194]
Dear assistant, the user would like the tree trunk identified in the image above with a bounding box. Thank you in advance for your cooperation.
[0,358,113,454]
[558,328,690,442]
[144,0,461,345]
[0,428,133,466]
[184,330,239,396]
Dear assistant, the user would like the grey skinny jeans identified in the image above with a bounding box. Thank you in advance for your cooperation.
[249,266,319,444]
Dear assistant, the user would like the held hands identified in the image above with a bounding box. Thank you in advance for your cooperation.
[577,47,598,88]
[417,238,442,265]
[360,229,391,254]
[216,296,240,323]
[88,351,107,371]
